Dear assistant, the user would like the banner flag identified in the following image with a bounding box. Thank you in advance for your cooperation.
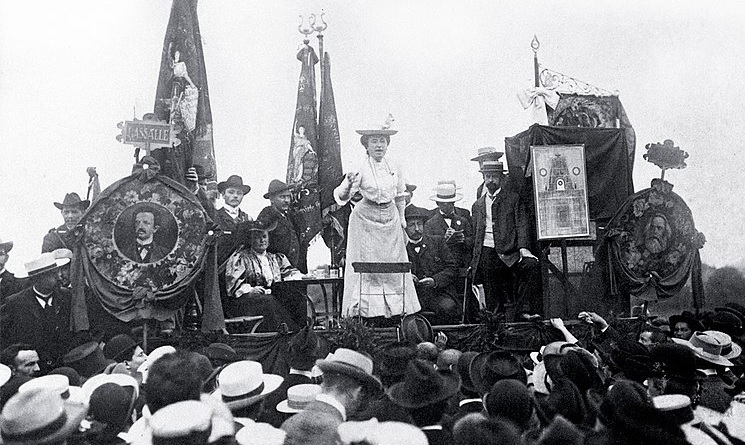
[153,0,218,188]
[287,42,322,254]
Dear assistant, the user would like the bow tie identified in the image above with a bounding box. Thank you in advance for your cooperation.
[138,244,152,251]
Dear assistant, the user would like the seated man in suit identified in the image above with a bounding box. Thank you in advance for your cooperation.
[424,180,474,270]
[406,206,461,325]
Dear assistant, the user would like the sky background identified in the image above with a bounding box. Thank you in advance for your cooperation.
[1,0,743,274]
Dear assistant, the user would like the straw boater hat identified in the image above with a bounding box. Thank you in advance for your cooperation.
[53,192,89,211]
[0,237,13,253]
[18,375,87,405]
[355,118,398,136]
[702,330,741,360]
[430,180,463,203]
[23,251,71,278]
[387,359,461,409]
[276,384,322,414]
[316,348,382,391]
[211,360,284,410]
[138,345,176,384]
[263,179,294,199]
[0,388,88,445]
[471,146,504,163]
[479,159,506,173]
[149,400,213,445]
[672,331,734,367]
[217,175,251,194]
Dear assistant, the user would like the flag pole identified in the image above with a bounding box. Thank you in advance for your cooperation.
[532,35,540,87]
[312,11,328,84]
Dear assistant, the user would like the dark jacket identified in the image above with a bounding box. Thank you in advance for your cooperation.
[120,241,171,263]
[424,208,474,269]
[0,270,27,304]
[470,190,530,270]
[422,427,453,445]
[281,399,344,445]
[0,286,72,371]
[41,224,76,253]
[257,206,301,272]
[214,207,251,266]
[406,235,460,323]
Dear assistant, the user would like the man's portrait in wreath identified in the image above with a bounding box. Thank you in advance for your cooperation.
[114,203,178,264]
[639,213,672,255]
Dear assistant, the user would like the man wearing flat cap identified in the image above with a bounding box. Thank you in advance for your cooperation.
[257,179,305,272]
[0,238,26,304]
[42,192,89,253]
[282,348,381,445]
[0,252,73,373]
[470,155,541,320]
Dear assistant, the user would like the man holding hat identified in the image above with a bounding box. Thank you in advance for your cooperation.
[257,179,304,272]
[405,205,461,325]
[42,192,89,253]
[470,152,541,320]
[0,251,73,373]
[424,180,474,269]
[0,237,26,303]
[281,348,382,445]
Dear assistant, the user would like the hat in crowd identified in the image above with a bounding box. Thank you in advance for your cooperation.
[436,348,462,371]
[54,192,90,211]
[48,367,82,387]
[606,341,652,384]
[652,394,695,425]
[537,415,586,445]
[18,375,87,404]
[288,326,329,371]
[484,379,534,430]
[457,351,480,394]
[276,384,322,414]
[404,205,430,222]
[201,343,239,367]
[387,359,461,409]
[263,179,293,199]
[399,313,433,344]
[0,364,11,388]
[719,302,745,324]
[316,348,382,391]
[415,342,439,363]
[479,159,506,173]
[217,175,251,194]
[234,419,287,445]
[355,116,398,136]
[82,373,139,405]
[405,183,417,193]
[469,349,526,395]
[103,334,139,362]
[149,400,213,445]
[708,311,743,337]
[375,342,416,385]
[702,330,741,359]
[138,345,176,384]
[212,360,283,411]
[669,312,705,333]
[649,343,697,381]
[0,388,88,445]
[338,418,428,445]
[0,237,13,253]
[597,380,675,434]
[672,331,733,367]
[23,251,71,277]
[471,146,504,163]
[244,218,278,234]
[430,180,463,203]
[88,383,135,431]
[63,341,114,378]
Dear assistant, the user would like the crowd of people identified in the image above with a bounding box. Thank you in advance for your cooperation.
[1,304,745,444]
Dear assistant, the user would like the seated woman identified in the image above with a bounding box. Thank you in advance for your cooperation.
[225,220,306,332]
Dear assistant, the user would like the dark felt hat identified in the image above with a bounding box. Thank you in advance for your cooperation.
[669,312,705,333]
[201,343,239,366]
[537,415,586,445]
[650,342,697,381]
[457,351,479,393]
[103,334,138,362]
[484,379,534,429]
[596,380,667,437]
[63,342,114,378]
[708,311,743,337]
[89,383,133,429]
[400,313,433,344]
[217,175,251,194]
[375,342,416,379]
[387,359,461,409]
[405,183,417,192]
[404,205,430,222]
[469,349,526,395]
[0,237,13,253]
[48,367,82,387]
[288,326,329,371]
[53,192,89,211]
[263,179,294,199]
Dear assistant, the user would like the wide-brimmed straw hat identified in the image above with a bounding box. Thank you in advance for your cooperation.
[702,330,741,359]
[263,179,293,199]
[470,146,504,162]
[430,181,463,203]
[23,252,71,278]
[276,384,322,413]
[0,388,88,445]
[212,360,283,411]
[387,359,461,409]
[672,332,733,367]
[217,175,251,194]
[53,192,89,211]
[316,348,382,391]
[0,237,13,253]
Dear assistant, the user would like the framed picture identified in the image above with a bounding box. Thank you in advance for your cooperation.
[531,144,590,240]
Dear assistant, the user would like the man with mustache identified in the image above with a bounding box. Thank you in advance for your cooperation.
[122,206,170,263]
[470,157,541,320]
[41,192,89,253]
[642,213,671,254]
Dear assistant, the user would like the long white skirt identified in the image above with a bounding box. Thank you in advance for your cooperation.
[341,200,420,318]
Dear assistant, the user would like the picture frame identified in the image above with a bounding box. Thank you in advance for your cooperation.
[531,144,590,240]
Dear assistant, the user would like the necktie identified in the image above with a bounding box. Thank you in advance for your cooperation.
[138,244,151,260]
